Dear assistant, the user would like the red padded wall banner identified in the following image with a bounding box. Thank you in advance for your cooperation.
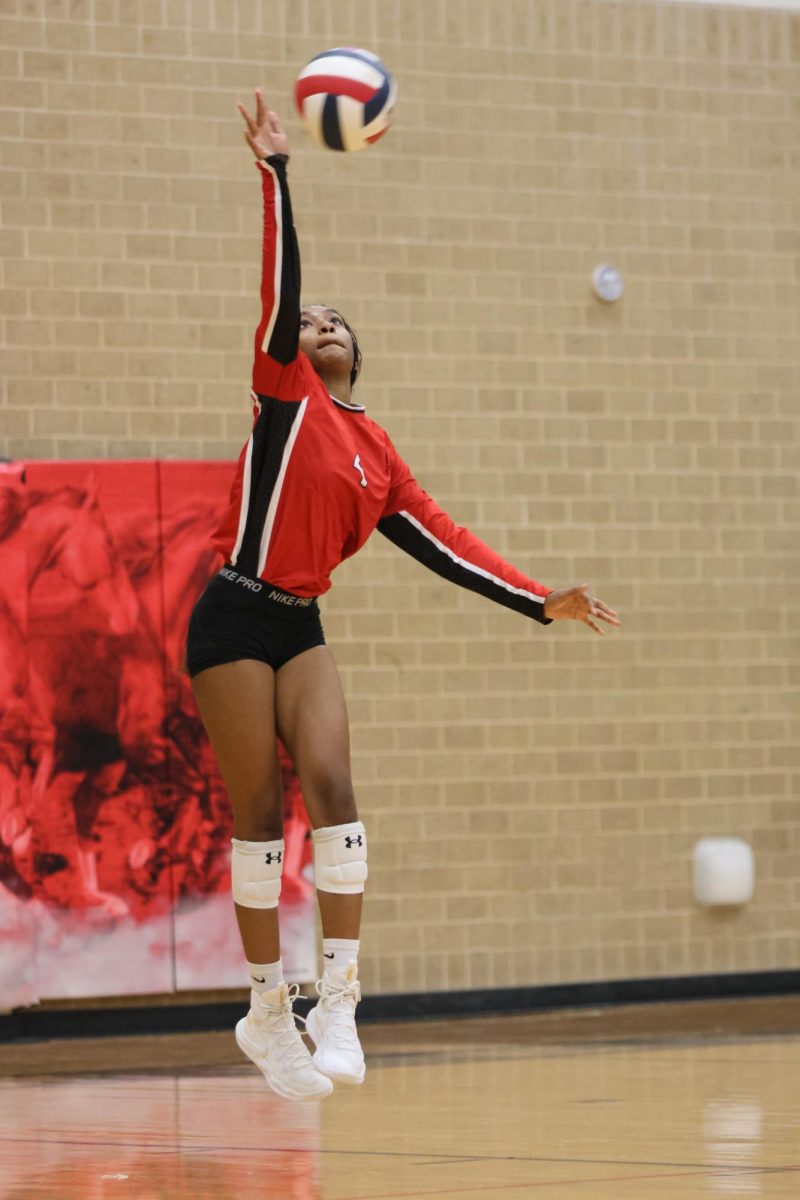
[0,462,315,1007]
[0,463,37,1007]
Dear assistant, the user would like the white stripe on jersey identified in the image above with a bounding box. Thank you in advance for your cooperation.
[256,396,309,578]
[258,160,283,354]
[329,392,365,412]
[229,434,254,567]
[397,510,547,608]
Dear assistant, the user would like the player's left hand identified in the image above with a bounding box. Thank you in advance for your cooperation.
[543,584,620,636]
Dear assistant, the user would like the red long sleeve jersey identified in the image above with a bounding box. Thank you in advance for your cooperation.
[212,156,552,623]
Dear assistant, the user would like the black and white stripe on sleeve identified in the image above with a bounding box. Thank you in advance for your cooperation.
[258,154,301,367]
[377,510,552,624]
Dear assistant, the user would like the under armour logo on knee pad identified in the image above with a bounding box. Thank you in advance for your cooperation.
[264,851,282,865]
[313,822,367,894]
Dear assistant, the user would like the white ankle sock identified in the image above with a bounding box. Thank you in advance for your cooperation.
[247,959,283,993]
[322,938,359,975]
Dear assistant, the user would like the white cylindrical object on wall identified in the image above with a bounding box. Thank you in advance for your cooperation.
[591,263,624,303]
[693,838,754,906]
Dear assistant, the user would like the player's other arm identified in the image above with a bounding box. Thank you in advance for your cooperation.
[238,90,305,401]
[377,444,619,636]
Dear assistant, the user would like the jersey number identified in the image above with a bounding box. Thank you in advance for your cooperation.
[353,454,368,489]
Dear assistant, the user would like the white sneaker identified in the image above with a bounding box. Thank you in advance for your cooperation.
[235,983,333,1101]
[305,961,366,1085]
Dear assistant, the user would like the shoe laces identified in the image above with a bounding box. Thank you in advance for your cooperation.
[254,984,313,1071]
[315,975,362,1046]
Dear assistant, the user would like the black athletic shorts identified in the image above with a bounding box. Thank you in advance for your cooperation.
[186,565,326,678]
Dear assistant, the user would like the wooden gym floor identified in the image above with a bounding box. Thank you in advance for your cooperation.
[1,996,798,1199]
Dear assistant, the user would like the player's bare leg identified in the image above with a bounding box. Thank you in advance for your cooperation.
[276,645,367,1084]
[191,659,332,1100]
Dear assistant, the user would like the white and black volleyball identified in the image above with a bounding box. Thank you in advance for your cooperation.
[294,47,396,152]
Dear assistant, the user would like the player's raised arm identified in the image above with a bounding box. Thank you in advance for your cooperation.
[238,91,304,400]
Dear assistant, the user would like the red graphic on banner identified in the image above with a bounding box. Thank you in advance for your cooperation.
[0,462,313,1005]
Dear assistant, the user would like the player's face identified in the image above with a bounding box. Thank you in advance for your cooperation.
[299,307,355,377]
[299,304,352,369]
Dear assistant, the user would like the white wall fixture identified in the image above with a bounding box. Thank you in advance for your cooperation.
[591,264,624,303]
[693,838,755,906]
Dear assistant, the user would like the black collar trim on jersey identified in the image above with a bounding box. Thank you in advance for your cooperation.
[250,388,364,414]
[329,393,365,413]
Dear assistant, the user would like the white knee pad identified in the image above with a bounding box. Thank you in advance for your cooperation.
[312,821,368,895]
[231,837,284,909]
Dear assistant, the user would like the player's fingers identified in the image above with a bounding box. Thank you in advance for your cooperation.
[238,102,257,135]
[255,88,267,126]
[584,616,604,636]
[592,599,620,626]
[597,610,621,626]
[267,110,283,134]
[598,613,621,626]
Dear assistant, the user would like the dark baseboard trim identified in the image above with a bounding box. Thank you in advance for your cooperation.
[2,969,798,1044]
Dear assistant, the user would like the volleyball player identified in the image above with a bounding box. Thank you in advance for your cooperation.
[186,91,620,1102]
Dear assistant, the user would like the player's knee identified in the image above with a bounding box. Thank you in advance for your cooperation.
[311,776,358,829]
[232,782,283,843]
[235,813,283,843]
[231,837,284,909]
[312,820,367,895]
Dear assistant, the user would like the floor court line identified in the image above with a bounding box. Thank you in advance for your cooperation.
[348,1166,737,1200]
[1,1132,794,1176]
[352,1165,800,1200]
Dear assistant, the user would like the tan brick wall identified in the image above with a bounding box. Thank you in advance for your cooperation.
[2,0,798,994]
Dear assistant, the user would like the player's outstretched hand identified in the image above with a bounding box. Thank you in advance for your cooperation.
[238,88,289,159]
[543,584,620,636]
